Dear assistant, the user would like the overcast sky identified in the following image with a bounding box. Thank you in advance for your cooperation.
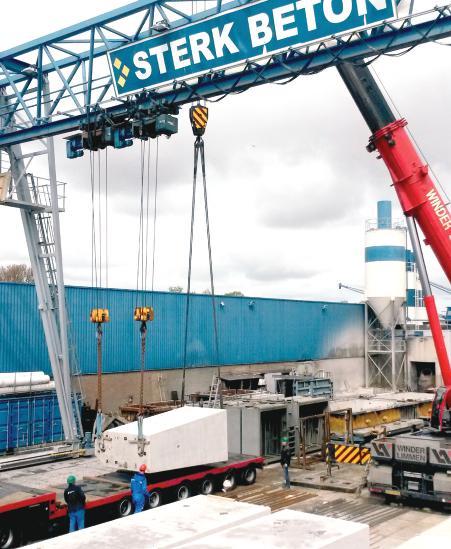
[0,0,450,313]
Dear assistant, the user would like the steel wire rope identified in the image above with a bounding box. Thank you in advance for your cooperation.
[199,139,221,380]
[135,140,146,305]
[135,139,155,413]
[181,140,199,405]
[181,132,221,404]
[150,138,160,300]
[89,150,103,412]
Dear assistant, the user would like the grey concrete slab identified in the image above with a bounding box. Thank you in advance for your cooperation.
[27,495,270,549]
[182,508,370,548]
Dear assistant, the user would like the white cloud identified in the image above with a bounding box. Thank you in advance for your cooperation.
[0,0,449,314]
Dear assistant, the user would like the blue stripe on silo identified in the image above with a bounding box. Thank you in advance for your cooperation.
[0,282,365,375]
[365,246,406,262]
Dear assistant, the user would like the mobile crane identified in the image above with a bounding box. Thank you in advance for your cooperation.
[337,63,451,505]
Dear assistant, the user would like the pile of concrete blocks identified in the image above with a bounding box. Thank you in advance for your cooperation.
[28,495,370,548]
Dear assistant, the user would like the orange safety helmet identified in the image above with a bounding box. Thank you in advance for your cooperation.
[139,464,147,473]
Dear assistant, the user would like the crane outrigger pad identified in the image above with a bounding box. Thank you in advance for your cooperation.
[95,406,228,472]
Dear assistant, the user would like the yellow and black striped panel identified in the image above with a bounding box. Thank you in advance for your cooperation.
[190,105,208,135]
[330,444,371,465]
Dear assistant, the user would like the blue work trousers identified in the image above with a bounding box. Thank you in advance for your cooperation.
[69,509,85,532]
[133,495,145,513]
[283,464,291,489]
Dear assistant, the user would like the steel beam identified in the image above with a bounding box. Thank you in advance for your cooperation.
[1,7,451,147]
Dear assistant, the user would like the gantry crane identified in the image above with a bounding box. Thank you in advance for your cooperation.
[0,1,450,453]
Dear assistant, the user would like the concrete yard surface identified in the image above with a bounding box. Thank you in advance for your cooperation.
[183,508,369,548]
[26,495,270,549]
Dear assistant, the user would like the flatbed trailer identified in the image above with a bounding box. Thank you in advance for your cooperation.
[0,454,264,548]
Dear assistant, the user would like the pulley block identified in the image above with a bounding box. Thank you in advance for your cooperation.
[90,308,110,323]
[134,306,154,322]
[190,105,208,136]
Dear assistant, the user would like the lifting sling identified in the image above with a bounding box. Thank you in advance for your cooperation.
[181,105,222,405]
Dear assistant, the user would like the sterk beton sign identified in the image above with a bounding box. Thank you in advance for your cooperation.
[108,0,397,96]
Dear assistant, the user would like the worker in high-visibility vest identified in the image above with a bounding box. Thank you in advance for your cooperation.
[131,464,148,513]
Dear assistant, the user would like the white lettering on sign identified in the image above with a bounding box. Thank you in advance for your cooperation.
[249,13,273,47]
[274,4,298,40]
[427,189,451,231]
[212,23,239,58]
[189,32,214,64]
[149,44,169,74]
[134,51,152,80]
[324,0,352,24]
[295,0,321,31]
[171,38,190,69]
[357,0,388,16]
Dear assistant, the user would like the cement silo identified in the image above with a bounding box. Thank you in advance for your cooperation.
[365,201,407,328]
[365,201,407,390]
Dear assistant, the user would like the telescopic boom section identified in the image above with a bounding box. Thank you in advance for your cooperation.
[337,63,451,385]
[337,63,451,282]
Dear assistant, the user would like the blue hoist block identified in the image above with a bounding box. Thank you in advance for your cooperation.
[113,124,133,149]
[66,134,84,159]
[155,114,178,136]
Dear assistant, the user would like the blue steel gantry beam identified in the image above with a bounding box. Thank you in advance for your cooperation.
[0,1,451,146]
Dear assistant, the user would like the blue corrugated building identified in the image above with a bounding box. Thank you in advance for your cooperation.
[0,282,364,376]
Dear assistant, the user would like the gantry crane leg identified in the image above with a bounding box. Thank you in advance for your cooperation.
[0,85,79,441]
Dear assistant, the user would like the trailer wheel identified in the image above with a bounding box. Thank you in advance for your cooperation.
[117,497,133,517]
[148,490,162,509]
[200,478,214,495]
[0,523,15,549]
[223,471,237,491]
[176,483,191,501]
[241,467,256,486]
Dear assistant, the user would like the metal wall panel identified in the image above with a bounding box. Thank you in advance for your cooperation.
[0,283,364,375]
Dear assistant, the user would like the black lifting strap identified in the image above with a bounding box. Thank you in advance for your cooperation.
[181,121,221,405]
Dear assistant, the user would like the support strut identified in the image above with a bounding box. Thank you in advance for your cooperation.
[337,63,451,384]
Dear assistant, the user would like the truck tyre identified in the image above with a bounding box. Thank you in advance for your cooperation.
[176,484,191,501]
[117,497,133,517]
[223,471,237,491]
[241,467,256,485]
[200,478,214,495]
[0,523,15,549]
[148,490,162,509]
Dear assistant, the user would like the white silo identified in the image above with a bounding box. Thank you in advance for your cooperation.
[365,201,407,328]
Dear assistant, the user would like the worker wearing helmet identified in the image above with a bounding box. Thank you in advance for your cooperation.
[64,475,86,532]
[131,464,148,513]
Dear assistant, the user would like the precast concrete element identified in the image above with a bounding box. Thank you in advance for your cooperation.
[96,406,228,472]
[183,508,370,548]
[26,495,270,549]
[396,516,451,547]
